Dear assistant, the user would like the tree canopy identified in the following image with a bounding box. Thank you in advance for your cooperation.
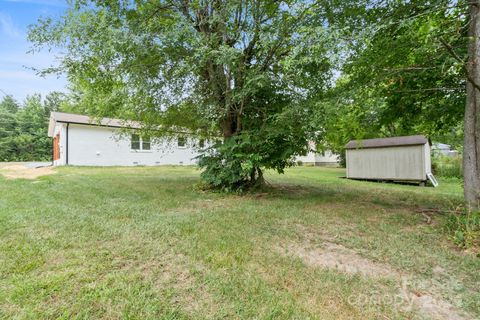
[312,1,466,153]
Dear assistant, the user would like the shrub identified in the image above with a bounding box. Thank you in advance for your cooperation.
[432,155,463,179]
[197,132,302,192]
[445,209,480,251]
[197,142,262,192]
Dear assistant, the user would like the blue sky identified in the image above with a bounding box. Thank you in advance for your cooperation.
[0,0,68,102]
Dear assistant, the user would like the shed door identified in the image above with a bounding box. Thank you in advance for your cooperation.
[53,134,60,161]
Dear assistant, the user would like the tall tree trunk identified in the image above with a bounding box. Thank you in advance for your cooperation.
[464,1,480,210]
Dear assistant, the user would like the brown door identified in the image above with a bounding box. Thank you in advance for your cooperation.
[53,134,60,161]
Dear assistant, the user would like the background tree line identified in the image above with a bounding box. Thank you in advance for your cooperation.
[0,93,65,162]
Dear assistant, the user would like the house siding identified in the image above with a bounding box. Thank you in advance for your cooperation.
[55,123,202,166]
[295,141,339,166]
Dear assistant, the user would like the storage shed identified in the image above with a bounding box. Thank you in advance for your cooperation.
[345,135,432,184]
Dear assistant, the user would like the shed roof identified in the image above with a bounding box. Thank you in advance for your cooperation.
[345,135,428,149]
[48,112,141,137]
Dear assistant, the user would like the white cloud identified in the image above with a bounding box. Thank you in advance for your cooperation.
[0,37,67,100]
[0,70,38,79]
[0,48,65,69]
[0,69,67,101]
[0,1,68,100]
[3,0,67,6]
[0,12,22,38]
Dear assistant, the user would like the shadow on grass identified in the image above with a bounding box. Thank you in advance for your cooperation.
[261,180,460,213]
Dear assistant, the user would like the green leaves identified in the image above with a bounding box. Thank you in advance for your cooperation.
[318,0,467,153]
[198,101,311,191]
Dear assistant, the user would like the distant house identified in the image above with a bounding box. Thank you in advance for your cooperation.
[295,141,340,166]
[345,135,434,185]
[432,142,459,157]
[48,112,203,166]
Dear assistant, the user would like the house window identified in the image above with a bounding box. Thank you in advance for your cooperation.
[142,136,151,150]
[131,134,141,150]
[178,137,186,147]
[131,134,151,151]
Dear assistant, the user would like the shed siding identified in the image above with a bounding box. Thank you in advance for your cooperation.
[65,124,201,166]
[346,145,427,181]
[424,143,431,174]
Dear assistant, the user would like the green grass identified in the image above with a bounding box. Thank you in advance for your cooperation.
[0,166,478,319]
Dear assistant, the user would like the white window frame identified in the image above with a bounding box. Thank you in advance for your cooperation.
[131,134,152,152]
[177,137,187,148]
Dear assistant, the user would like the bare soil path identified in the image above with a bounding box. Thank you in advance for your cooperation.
[0,162,55,180]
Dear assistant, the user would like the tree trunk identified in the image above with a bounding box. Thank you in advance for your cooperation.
[249,167,265,188]
[464,1,480,210]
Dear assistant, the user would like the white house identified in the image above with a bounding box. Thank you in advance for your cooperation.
[432,142,459,157]
[48,112,204,166]
[295,141,339,166]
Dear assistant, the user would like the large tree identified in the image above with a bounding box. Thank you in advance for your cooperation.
[464,1,480,209]
[29,0,332,190]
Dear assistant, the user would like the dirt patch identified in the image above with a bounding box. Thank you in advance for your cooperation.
[399,281,467,320]
[280,242,398,278]
[0,164,56,180]
[277,240,471,320]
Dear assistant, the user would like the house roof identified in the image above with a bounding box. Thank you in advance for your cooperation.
[345,135,428,149]
[432,142,452,150]
[48,112,142,137]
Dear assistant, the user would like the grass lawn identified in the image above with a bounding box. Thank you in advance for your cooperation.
[0,166,478,319]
